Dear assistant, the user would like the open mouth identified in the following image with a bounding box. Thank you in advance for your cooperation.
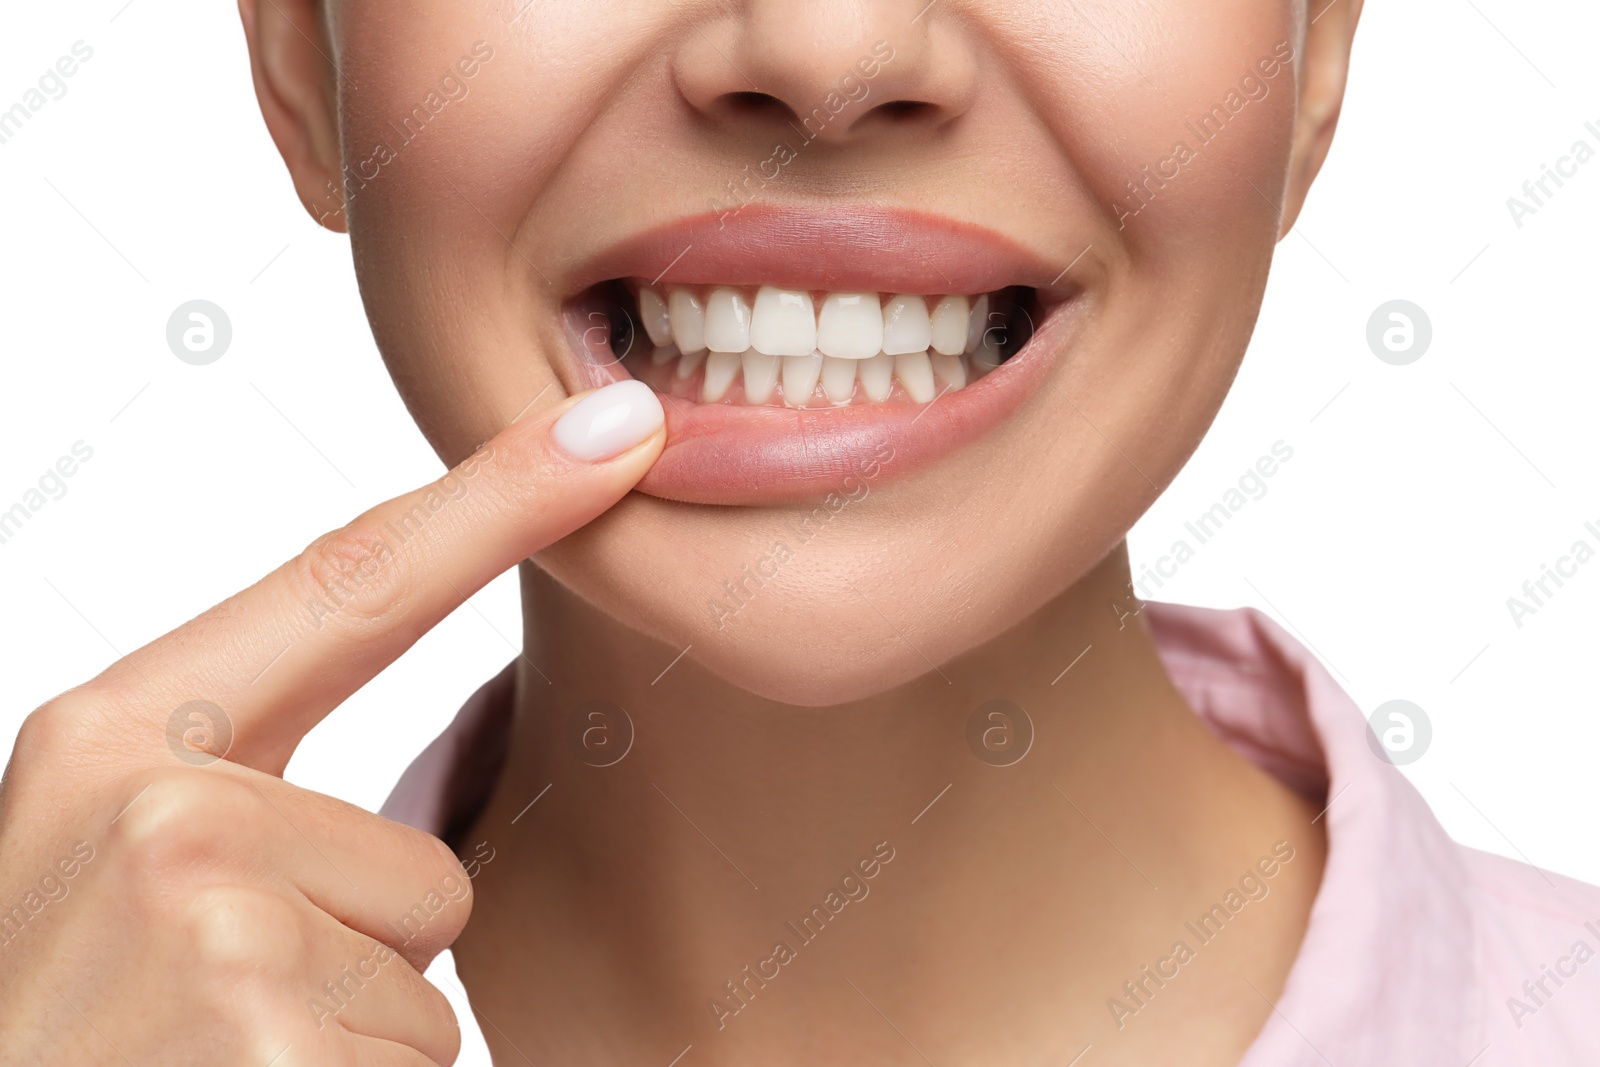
[596,282,1036,407]
[557,206,1087,505]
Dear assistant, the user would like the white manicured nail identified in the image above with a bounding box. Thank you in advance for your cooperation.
[552,380,664,461]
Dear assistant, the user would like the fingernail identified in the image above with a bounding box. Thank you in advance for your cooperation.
[551,380,665,462]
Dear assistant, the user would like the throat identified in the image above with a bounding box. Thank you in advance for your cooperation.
[448,550,1327,1066]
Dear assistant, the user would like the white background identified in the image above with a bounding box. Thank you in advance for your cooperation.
[1,1,1596,1062]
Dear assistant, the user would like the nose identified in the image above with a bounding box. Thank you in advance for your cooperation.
[673,0,977,144]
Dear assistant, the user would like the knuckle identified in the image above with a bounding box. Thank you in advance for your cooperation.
[13,686,117,766]
[185,884,304,975]
[393,822,470,887]
[238,1036,348,1067]
[109,771,246,876]
[425,832,471,886]
[422,833,475,925]
[288,522,411,632]
[11,705,77,777]
[416,982,462,1063]
[388,856,474,958]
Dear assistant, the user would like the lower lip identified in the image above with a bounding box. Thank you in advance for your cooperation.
[563,301,1081,506]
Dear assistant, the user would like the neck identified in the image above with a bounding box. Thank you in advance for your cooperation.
[456,544,1327,1065]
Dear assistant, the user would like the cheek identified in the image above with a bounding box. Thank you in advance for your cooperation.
[1022,1,1300,472]
[1014,1,1299,250]
[333,4,659,458]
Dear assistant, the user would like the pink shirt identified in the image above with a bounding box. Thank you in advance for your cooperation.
[383,602,1600,1064]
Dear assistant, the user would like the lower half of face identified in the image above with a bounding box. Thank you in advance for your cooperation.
[331,0,1299,704]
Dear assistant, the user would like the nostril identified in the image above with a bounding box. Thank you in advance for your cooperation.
[875,100,937,122]
[722,90,796,123]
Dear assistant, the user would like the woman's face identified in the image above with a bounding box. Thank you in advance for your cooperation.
[265,0,1330,704]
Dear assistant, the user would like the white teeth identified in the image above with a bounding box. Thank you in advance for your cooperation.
[821,356,857,404]
[668,288,707,354]
[816,292,884,360]
[750,286,817,357]
[930,352,966,391]
[782,353,823,407]
[741,350,780,404]
[702,350,741,402]
[637,283,1007,405]
[894,351,936,403]
[966,294,990,353]
[704,286,752,354]
[929,295,970,357]
[971,332,1002,378]
[881,294,933,356]
[858,352,894,402]
[674,347,707,381]
[639,286,672,347]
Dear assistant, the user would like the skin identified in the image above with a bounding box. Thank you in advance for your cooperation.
[246,0,1354,707]
[0,396,666,1064]
[0,0,1362,1064]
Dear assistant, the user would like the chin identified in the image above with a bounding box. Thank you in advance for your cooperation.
[533,430,1164,708]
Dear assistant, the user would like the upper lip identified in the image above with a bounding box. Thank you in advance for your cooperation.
[564,202,1077,299]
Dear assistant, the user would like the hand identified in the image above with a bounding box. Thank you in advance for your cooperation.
[0,381,664,1065]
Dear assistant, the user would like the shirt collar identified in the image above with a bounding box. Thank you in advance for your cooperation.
[1146,602,1481,1064]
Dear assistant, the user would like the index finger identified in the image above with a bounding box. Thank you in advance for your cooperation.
[99,380,664,774]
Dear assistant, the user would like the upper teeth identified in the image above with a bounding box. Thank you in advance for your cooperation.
[750,287,816,357]
[631,283,1006,406]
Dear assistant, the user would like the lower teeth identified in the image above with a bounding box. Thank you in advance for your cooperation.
[630,345,999,407]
